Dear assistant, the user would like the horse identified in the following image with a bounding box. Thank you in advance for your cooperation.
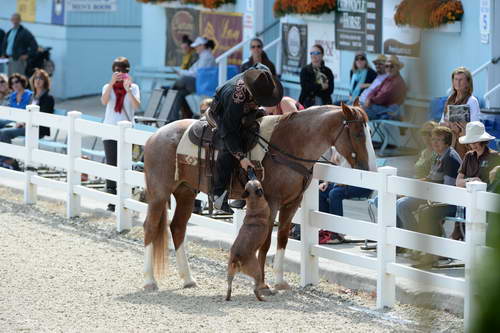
[142,102,377,292]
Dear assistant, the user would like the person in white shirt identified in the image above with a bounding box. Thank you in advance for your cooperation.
[359,54,388,105]
[439,66,481,158]
[169,36,216,122]
[101,56,140,211]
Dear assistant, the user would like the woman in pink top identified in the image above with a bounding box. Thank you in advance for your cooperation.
[263,96,304,115]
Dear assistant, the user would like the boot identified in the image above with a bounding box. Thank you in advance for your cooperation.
[214,191,234,214]
[193,199,203,214]
[229,200,246,209]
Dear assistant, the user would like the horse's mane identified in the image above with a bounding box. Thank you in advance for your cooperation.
[276,104,368,129]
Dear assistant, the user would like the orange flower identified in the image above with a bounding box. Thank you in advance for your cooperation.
[396,0,463,28]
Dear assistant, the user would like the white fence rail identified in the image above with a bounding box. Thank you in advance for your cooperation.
[1,105,499,331]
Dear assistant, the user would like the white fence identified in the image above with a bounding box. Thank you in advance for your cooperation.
[1,105,499,331]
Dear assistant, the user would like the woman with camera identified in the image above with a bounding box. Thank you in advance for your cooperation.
[101,56,141,211]
[298,44,334,108]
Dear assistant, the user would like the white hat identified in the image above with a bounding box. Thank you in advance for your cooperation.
[191,36,207,48]
[458,121,496,144]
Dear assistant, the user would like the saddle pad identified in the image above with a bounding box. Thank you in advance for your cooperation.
[176,115,281,166]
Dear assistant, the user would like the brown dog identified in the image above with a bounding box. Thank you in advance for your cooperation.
[226,179,270,301]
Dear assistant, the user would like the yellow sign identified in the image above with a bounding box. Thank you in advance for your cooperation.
[17,0,36,23]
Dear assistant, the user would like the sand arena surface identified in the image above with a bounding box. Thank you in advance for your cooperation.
[0,185,463,332]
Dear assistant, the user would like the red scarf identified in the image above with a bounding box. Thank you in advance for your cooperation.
[112,81,127,113]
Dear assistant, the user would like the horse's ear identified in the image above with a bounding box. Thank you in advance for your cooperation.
[341,102,354,120]
[353,97,360,107]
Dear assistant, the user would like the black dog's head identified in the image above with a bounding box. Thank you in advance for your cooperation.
[241,179,264,199]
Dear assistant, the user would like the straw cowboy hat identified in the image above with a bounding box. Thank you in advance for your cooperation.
[373,54,387,64]
[243,68,283,107]
[458,121,496,144]
[386,55,404,69]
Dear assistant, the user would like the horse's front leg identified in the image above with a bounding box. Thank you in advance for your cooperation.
[171,185,198,288]
[256,205,278,296]
[274,200,301,290]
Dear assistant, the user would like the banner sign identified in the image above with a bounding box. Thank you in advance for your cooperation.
[51,0,65,25]
[335,0,382,53]
[67,0,117,12]
[165,8,200,67]
[17,0,36,22]
[199,11,243,65]
[165,9,242,66]
[281,23,307,77]
[382,0,421,57]
[308,22,340,81]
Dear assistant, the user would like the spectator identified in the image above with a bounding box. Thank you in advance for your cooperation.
[318,147,372,244]
[440,67,481,158]
[414,121,438,179]
[169,36,216,123]
[180,35,198,70]
[299,44,334,108]
[101,56,141,211]
[364,55,407,120]
[263,96,304,115]
[0,73,32,129]
[348,52,377,103]
[0,28,4,50]
[240,38,277,77]
[359,54,388,105]
[397,127,461,233]
[0,73,10,106]
[0,13,38,76]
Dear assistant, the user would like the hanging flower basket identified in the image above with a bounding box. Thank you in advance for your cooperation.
[273,0,337,17]
[136,0,235,9]
[394,0,463,29]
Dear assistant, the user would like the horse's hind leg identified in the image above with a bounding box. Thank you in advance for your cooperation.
[274,200,300,290]
[171,184,198,288]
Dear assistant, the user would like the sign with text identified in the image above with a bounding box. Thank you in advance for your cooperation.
[335,0,382,53]
[307,22,340,81]
[281,23,307,77]
[67,0,117,12]
[199,11,243,65]
[17,0,36,22]
[382,0,421,57]
[165,8,200,67]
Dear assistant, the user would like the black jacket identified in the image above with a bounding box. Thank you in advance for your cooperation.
[0,29,5,53]
[1,25,38,60]
[36,91,55,138]
[299,63,334,108]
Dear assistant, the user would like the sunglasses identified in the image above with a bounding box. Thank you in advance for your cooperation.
[385,64,395,68]
[34,76,44,81]
[355,56,366,61]
[11,80,20,84]
[250,44,262,49]
[310,51,321,56]
[0,80,6,84]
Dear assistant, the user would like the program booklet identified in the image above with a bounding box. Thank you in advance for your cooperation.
[447,104,470,122]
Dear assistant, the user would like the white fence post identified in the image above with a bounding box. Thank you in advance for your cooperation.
[376,166,397,309]
[116,121,133,231]
[66,111,82,218]
[464,181,488,331]
[218,57,228,87]
[300,178,319,287]
[24,104,39,204]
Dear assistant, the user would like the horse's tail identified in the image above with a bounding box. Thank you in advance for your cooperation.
[154,203,168,279]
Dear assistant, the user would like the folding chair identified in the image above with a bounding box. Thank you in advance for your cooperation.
[134,88,164,124]
[80,114,106,162]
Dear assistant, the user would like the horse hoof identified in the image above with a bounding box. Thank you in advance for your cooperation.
[274,282,291,290]
[259,286,275,296]
[183,281,198,289]
[144,283,158,292]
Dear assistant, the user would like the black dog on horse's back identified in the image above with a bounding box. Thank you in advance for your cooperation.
[226,179,271,301]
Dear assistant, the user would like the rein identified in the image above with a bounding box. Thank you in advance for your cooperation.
[254,119,365,166]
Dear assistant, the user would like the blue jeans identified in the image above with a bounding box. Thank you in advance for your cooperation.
[0,127,25,162]
[0,119,13,129]
[319,183,373,216]
[364,104,401,120]
[396,196,425,230]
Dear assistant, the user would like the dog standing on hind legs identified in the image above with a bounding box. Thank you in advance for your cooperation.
[226,179,271,301]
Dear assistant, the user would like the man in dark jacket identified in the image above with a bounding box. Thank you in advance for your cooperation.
[1,13,38,76]
[211,64,283,213]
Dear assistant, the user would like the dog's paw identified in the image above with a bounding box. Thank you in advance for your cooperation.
[274,281,291,290]
[143,282,159,292]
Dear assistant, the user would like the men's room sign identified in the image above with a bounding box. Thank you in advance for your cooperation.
[67,0,117,12]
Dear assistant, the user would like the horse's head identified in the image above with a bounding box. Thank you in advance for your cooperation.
[333,101,377,171]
